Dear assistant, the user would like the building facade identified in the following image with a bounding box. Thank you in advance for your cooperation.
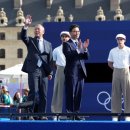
[0,0,129,69]
[0,27,34,70]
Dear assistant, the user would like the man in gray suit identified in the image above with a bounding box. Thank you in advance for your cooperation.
[21,15,53,120]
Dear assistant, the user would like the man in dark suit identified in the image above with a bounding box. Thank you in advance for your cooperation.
[63,24,89,120]
[21,15,53,120]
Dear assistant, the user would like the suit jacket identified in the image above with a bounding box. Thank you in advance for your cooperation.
[63,39,89,79]
[21,28,53,76]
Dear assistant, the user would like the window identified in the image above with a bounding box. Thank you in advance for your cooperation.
[58,18,61,22]
[17,32,21,40]
[18,19,22,24]
[0,32,5,40]
[0,65,5,70]
[17,48,23,58]
[0,19,4,24]
[0,49,5,58]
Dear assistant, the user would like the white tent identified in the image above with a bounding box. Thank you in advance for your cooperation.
[0,64,28,97]
[0,64,27,76]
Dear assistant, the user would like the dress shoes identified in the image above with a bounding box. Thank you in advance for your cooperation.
[74,116,85,121]
[33,116,40,120]
[53,116,60,121]
[29,116,35,120]
[59,116,67,120]
[67,116,75,120]
[52,116,67,121]
[39,116,48,120]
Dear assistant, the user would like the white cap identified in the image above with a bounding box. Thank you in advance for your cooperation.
[116,34,126,40]
[60,31,70,37]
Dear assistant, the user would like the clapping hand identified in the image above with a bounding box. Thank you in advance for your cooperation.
[24,15,32,27]
[83,38,89,49]
[78,39,83,49]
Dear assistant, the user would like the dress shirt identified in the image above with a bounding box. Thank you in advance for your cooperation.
[38,38,44,53]
[37,38,44,67]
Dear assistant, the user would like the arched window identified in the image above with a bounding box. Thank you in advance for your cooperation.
[0,65,5,70]
[0,49,5,58]
[0,32,5,40]
[17,48,23,58]
[17,32,21,40]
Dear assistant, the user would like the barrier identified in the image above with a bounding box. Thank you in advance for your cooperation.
[0,112,130,121]
[43,21,130,117]
[1,21,130,120]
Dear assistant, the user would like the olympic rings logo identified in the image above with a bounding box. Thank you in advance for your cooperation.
[97,91,124,111]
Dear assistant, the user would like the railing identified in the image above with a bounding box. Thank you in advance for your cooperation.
[0,112,130,121]
[0,103,130,121]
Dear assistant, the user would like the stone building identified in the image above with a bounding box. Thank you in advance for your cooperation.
[0,0,129,70]
[0,27,34,70]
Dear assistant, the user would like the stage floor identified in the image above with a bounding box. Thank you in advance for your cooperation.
[0,120,130,130]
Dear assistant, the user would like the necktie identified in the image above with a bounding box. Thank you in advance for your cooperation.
[37,58,42,67]
[37,39,43,67]
[75,42,78,49]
